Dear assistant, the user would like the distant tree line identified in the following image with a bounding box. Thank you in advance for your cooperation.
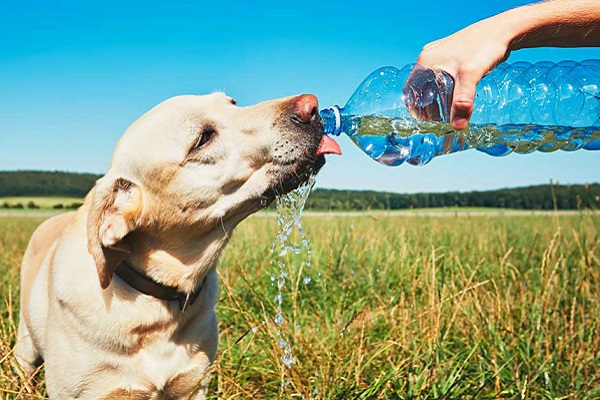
[0,201,82,210]
[0,170,100,197]
[1,170,598,211]
[0,200,40,209]
[307,184,600,211]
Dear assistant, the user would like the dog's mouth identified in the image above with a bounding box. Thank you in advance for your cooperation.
[259,94,342,202]
[263,155,324,199]
[262,132,341,200]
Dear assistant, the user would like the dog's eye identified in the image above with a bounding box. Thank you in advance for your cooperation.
[194,127,216,150]
[230,98,237,105]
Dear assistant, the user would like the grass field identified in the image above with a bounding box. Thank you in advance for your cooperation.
[1,212,599,398]
[0,197,82,209]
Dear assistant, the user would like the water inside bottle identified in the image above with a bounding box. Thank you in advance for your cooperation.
[348,114,600,165]
[270,174,315,386]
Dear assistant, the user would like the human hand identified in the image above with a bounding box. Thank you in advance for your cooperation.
[408,0,600,129]
[415,15,513,129]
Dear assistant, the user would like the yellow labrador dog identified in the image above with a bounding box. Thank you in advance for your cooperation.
[15,92,341,399]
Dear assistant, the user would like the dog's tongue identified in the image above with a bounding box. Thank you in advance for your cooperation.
[316,135,342,156]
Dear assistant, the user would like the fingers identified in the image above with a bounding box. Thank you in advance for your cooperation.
[450,71,479,129]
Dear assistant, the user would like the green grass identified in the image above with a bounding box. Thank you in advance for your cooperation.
[0,197,82,209]
[301,207,526,214]
[1,212,599,399]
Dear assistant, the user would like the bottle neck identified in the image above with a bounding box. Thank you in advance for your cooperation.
[319,106,342,136]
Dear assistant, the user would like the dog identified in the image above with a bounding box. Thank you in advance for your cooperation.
[15,92,341,399]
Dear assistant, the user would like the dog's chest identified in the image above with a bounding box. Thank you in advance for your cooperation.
[137,341,196,384]
[103,331,208,398]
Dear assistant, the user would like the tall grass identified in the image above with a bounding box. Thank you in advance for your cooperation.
[1,213,599,398]
[0,218,46,398]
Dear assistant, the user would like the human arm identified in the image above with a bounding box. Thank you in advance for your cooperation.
[416,0,600,129]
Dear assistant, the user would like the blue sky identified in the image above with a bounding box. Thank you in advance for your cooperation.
[1,0,599,193]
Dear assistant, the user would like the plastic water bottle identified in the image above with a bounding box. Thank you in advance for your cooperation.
[319,60,600,166]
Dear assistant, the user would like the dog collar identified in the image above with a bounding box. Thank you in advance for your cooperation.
[114,259,207,312]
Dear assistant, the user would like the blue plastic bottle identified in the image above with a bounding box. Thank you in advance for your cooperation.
[320,60,600,166]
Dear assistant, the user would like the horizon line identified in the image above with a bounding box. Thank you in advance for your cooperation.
[1,169,598,196]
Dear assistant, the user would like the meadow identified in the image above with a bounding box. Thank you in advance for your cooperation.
[1,211,599,399]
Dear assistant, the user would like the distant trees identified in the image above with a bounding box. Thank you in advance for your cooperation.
[1,170,598,211]
[0,200,81,210]
[0,170,100,197]
[307,183,600,211]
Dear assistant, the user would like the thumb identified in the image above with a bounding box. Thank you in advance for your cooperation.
[450,72,479,130]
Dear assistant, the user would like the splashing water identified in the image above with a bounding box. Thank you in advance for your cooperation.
[270,174,316,385]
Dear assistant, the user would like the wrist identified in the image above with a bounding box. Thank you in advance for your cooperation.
[469,11,515,58]
[499,4,540,52]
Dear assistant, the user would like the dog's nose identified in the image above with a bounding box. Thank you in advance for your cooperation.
[292,94,319,124]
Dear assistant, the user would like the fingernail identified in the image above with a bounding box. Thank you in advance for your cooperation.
[452,117,469,130]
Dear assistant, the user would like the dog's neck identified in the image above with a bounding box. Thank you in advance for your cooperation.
[125,225,231,293]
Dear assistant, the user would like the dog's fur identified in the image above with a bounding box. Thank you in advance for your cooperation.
[15,92,325,399]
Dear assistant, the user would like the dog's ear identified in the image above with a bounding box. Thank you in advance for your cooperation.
[87,176,143,289]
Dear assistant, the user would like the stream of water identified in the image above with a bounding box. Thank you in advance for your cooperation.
[270,174,316,389]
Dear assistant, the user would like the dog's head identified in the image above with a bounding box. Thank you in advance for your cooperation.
[86,92,340,289]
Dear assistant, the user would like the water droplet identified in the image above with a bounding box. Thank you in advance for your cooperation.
[303,277,312,285]
[295,324,301,330]
[252,326,259,333]
[281,353,297,367]
[380,71,385,76]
